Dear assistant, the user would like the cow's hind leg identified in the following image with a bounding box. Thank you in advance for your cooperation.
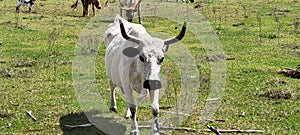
[150,90,160,135]
[82,3,89,16]
[120,8,123,18]
[92,4,96,16]
[109,80,117,112]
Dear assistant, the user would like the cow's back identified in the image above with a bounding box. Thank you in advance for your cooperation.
[104,15,146,87]
[119,0,140,9]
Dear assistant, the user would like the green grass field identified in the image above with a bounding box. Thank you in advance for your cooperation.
[0,0,300,134]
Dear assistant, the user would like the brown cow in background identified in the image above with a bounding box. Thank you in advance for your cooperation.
[71,0,102,16]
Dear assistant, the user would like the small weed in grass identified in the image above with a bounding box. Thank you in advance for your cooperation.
[47,27,62,80]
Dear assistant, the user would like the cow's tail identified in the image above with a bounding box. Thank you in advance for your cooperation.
[71,0,78,9]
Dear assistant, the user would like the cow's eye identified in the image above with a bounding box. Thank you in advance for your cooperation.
[139,55,145,62]
[158,57,164,64]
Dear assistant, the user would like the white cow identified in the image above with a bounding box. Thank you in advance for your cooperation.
[16,0,35,13]
[119,0,142,24]
[104,15,186,135]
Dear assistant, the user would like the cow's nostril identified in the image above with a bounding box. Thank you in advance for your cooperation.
[143,80,161,90]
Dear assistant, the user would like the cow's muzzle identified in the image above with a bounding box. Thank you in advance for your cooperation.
[143,80,161,90]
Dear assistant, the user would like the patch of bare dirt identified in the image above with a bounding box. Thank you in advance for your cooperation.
[257,89,296,99]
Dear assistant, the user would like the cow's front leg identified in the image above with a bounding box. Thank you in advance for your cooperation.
[128,103,139,135]
[150,90,160,135]
[124,89,139,134]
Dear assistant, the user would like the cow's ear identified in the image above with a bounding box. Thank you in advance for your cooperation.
[162,44,169,53]
[123,47,140,57]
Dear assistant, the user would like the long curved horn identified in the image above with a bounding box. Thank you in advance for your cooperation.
[164,21,187,45]
[119,19,141,44]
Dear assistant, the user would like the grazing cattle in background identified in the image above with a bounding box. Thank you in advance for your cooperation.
[71,0,102,16]
[16,0,35,13]
[104,15,186,135]
[119,0,142,24]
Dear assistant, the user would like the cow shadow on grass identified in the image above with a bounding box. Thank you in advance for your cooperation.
[59,110,126,135]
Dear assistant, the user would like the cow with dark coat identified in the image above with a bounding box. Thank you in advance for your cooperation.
[16,0,35,13]
[71,0,102,16]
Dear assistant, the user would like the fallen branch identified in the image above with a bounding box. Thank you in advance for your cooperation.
[226,57,236,61]
[159,106,173,109]
[207,125,221,135]
[139,106,173,110]
[139,125,264,133]
[204,119,226,122]
[166,111,190,116]
[139,125,195,131]
[206,98,221,101]
[216,129,264,133]
[26,111,36,121]
[9,101,19,106]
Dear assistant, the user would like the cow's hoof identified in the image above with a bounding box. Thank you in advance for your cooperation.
[125,113,131,119]
[109,108,117,113]
[96,6,102,9]
[125,115,130,119]
[125,109,131,119]
[130,130,140,135]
